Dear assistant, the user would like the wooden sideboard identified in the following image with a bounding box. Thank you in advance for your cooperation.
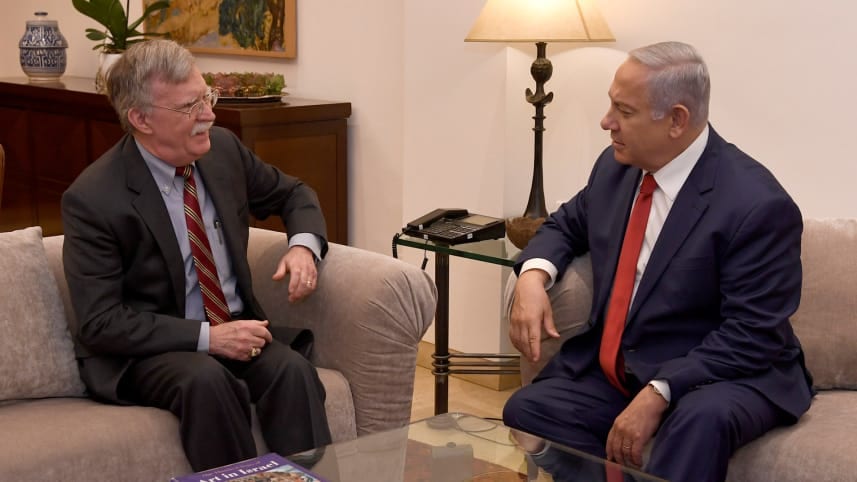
[0,77,351,244]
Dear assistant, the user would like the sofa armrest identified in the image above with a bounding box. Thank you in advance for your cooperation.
[246,228,437,435]
[503,254,594,385]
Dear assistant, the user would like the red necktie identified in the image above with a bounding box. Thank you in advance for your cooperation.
[599,173,658,395]
[177,165,231,325]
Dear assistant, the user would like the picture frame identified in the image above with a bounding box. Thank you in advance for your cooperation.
[143,0,296,58]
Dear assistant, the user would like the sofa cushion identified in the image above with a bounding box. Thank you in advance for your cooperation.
[0,227,85,400]
[792,219,857,389]
[726,391,857,481]
[0,397,191,482]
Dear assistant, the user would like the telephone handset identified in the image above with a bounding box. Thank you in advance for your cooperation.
[402,208,505,245]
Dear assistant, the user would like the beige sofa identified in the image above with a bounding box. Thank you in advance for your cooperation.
[506,218,857,481]
[0,227,437,481]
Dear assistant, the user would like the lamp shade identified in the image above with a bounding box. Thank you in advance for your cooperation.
[465,0,614,43]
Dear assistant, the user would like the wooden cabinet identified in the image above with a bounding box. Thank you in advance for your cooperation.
[0,77,351,244]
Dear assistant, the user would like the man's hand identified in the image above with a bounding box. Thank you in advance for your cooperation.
[509,270,560,362]
[272,245,318,303]
[605,385,669,468]
[209,319,273,361]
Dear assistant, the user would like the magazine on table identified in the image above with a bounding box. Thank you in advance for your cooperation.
[170,452,327,482]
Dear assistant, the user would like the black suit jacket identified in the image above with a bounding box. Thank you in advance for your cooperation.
[61,126,327,402]
[517,127,813,419]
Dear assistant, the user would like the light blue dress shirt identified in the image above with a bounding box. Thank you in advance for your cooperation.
[137,140,322,352]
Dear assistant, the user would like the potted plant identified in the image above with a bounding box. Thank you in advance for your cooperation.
[72,0,170,53]
[72,0,170,92]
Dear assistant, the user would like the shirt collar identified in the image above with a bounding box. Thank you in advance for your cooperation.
[649,124,709,204]
[135,139,192,196]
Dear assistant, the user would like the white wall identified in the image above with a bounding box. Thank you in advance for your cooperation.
[4,1,856,354]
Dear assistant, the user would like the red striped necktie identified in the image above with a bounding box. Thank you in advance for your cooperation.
[599,173,658,395]
[176,165,231,325]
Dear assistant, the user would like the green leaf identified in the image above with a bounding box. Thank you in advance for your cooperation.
[85,30,108,41]
[128,0,170,31]
[72,0,170,51]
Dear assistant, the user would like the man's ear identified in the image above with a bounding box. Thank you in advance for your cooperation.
[668,104,691,138]
[128,107,153,134]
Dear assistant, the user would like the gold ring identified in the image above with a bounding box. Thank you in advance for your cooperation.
[250,347,261,358]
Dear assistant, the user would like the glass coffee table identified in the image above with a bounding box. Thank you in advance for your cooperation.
[290,412,665,481]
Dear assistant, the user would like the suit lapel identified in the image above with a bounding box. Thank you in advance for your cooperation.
[594,169,644,317]
[123,138,186,312]
[627,133,720,321]
[196,153,241,252]
[196,153,254,302]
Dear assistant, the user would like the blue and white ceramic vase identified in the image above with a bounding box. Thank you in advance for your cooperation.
[19,11,68,81]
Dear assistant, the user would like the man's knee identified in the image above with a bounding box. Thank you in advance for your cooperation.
[503,385,541,431]
[255,343,325,398]
[265,343,316,376]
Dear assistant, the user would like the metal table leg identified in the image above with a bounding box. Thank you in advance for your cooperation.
[432,252,450,414]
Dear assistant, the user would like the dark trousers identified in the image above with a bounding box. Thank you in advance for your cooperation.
[503,365,787,482]
[120,340,331,471]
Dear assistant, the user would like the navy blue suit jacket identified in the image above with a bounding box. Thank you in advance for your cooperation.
[517,127,813,419]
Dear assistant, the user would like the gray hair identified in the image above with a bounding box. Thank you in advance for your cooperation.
[629,41,710,127]
[106,40,196,132]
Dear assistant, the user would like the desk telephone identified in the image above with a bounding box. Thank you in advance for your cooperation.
[402,208,505,245]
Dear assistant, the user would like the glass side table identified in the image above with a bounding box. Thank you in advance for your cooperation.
[393,233,520,415]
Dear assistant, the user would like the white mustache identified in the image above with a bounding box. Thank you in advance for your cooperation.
[191,121,213,136]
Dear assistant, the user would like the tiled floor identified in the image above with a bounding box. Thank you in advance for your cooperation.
[409,366,519,422]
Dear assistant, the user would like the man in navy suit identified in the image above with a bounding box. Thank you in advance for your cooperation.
[503,41,813,482]
[62,40,331,471]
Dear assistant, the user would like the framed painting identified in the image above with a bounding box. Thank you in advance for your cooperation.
[143,0,296,58]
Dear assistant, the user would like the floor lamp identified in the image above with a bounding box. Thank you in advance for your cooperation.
[465,0,614,249]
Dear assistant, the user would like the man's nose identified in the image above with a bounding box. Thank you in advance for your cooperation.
[198,103,216,121]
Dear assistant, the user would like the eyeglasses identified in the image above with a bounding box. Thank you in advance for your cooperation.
[151,88,219,119]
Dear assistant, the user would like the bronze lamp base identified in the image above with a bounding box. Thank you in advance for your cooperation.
[506,216,545,250]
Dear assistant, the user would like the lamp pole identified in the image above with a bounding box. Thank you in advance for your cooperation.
[523,41,552,220]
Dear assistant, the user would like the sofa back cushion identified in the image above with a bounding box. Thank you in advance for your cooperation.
[0,227,85,400]
[792,219,857,389]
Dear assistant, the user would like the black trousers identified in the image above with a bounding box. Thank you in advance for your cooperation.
[120,340,331,471]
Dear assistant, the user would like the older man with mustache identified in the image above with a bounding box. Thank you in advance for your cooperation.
[61,40,331,471]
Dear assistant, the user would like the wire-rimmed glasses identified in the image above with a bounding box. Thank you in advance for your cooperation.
[151,88,219,119]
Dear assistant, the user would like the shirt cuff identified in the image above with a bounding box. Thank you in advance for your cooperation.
[649,379,671,404]
[520,259,558,290]
[197,323,210,353]
[288,232,323,261]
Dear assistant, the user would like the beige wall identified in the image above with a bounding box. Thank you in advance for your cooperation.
[4,1,855,354]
